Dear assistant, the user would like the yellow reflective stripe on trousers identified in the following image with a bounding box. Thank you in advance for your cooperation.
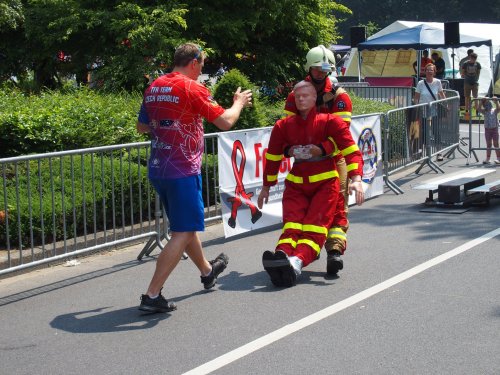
[286,173,304,184]
[266,174,278,182]
[265,152,283,161]
[277,238,297,248]
[283,222,303,232]
[346,163,359,172]
[302,224,328,236]
[328,227,347,240]
[297,239,321,254]
[308,170,338,183]
[341,144,360,156]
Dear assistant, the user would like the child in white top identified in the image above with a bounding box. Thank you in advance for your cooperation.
[476,97,500,164]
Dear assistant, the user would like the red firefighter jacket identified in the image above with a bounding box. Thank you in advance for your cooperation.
[264,108,363,187]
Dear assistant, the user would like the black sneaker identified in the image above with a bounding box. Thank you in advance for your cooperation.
[139,290,177,313]
[326,250,344,275]
[200,253,229,289]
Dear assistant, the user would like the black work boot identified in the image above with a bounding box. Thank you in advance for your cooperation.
[326,250,344,275]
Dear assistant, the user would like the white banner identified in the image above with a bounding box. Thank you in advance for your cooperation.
[218,114,383,238]
[347,114,384,205]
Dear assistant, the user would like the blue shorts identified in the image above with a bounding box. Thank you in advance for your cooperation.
[150,175,205,232]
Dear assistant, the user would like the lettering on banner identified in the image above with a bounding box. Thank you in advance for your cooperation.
[254,142,291,178]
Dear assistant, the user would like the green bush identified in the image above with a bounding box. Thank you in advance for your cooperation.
[0,88,145,157]
[205,69,266,133]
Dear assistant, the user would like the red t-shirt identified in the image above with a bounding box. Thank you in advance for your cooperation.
[138,72,224,179]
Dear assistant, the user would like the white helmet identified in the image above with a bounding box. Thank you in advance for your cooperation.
[304,45,336,72]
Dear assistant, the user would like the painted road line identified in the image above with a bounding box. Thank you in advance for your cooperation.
[183,228,500,375]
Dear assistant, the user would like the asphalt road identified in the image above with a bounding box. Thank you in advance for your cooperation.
[1,124,499,375]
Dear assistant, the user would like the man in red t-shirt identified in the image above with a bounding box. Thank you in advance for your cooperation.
[413,50,433,78]
[136,43,252,313]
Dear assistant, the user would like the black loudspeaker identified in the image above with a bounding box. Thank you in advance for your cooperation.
[444,21,460,45]
[350,26,366,47]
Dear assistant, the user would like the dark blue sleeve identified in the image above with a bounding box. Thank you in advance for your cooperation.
[137,102,149,124]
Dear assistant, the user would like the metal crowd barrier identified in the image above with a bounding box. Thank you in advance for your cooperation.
[346,85,414,108]
[384,93,462,180]
[0,135,221,275]
[0,87,462,275]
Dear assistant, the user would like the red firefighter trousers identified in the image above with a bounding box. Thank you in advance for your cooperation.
[275,176,338,267]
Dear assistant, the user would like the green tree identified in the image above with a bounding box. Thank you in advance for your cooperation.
[184,0,351,85]
[1,0,188,91]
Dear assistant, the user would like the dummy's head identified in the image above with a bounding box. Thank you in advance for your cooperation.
[293,81,317,114]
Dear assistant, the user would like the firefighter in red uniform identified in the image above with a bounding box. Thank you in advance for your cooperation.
[284,45,354,275]
[257,81,364,287]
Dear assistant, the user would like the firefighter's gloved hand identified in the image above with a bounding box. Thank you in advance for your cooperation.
[292,145,313,160]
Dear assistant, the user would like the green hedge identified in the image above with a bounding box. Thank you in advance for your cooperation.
[0,88,144,157]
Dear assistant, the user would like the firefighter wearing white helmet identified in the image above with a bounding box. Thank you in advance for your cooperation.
[284,45,354,276]
[304,45,336,74]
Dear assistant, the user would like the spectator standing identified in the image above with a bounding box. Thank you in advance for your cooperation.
[461,52,481,115]
[459,49,474,69]
[476,97,500,164]
[136,43,252,312]
[414,63,447,159]
[413,50,433,78]
[431,52,446,80]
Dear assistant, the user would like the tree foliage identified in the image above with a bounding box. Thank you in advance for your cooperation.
[184,0,351,84]
[1,0,188,91]
[0,0,349,91]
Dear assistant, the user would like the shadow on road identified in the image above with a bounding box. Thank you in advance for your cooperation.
[50,306,170,333]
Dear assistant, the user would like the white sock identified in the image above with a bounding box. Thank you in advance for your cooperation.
[202,266,213,277]
[148,294,158,299]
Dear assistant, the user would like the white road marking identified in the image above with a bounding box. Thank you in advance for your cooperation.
[183,228,500,375]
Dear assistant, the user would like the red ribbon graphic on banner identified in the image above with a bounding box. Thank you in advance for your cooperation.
[227,140,262,228]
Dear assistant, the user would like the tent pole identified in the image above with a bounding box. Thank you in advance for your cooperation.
[490,45,494,96]
[452,47,455,79]
[357,48,362,82]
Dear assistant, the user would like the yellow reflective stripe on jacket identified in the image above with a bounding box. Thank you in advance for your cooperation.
[267,174,278,182]
[341,144,360,157]
[308,170,338,183]
[277,238,297,248]
[302,224,328,236]
[286,173,304,184]
[336,111,352,122]
[265,152,283,161]
[346,163,359,172]
[328,227,347,240]
[284,110,295,117]
[283,222,303,232]
[297,239,321,254]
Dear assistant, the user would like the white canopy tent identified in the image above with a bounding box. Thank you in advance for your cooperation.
[343,21,500,96]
